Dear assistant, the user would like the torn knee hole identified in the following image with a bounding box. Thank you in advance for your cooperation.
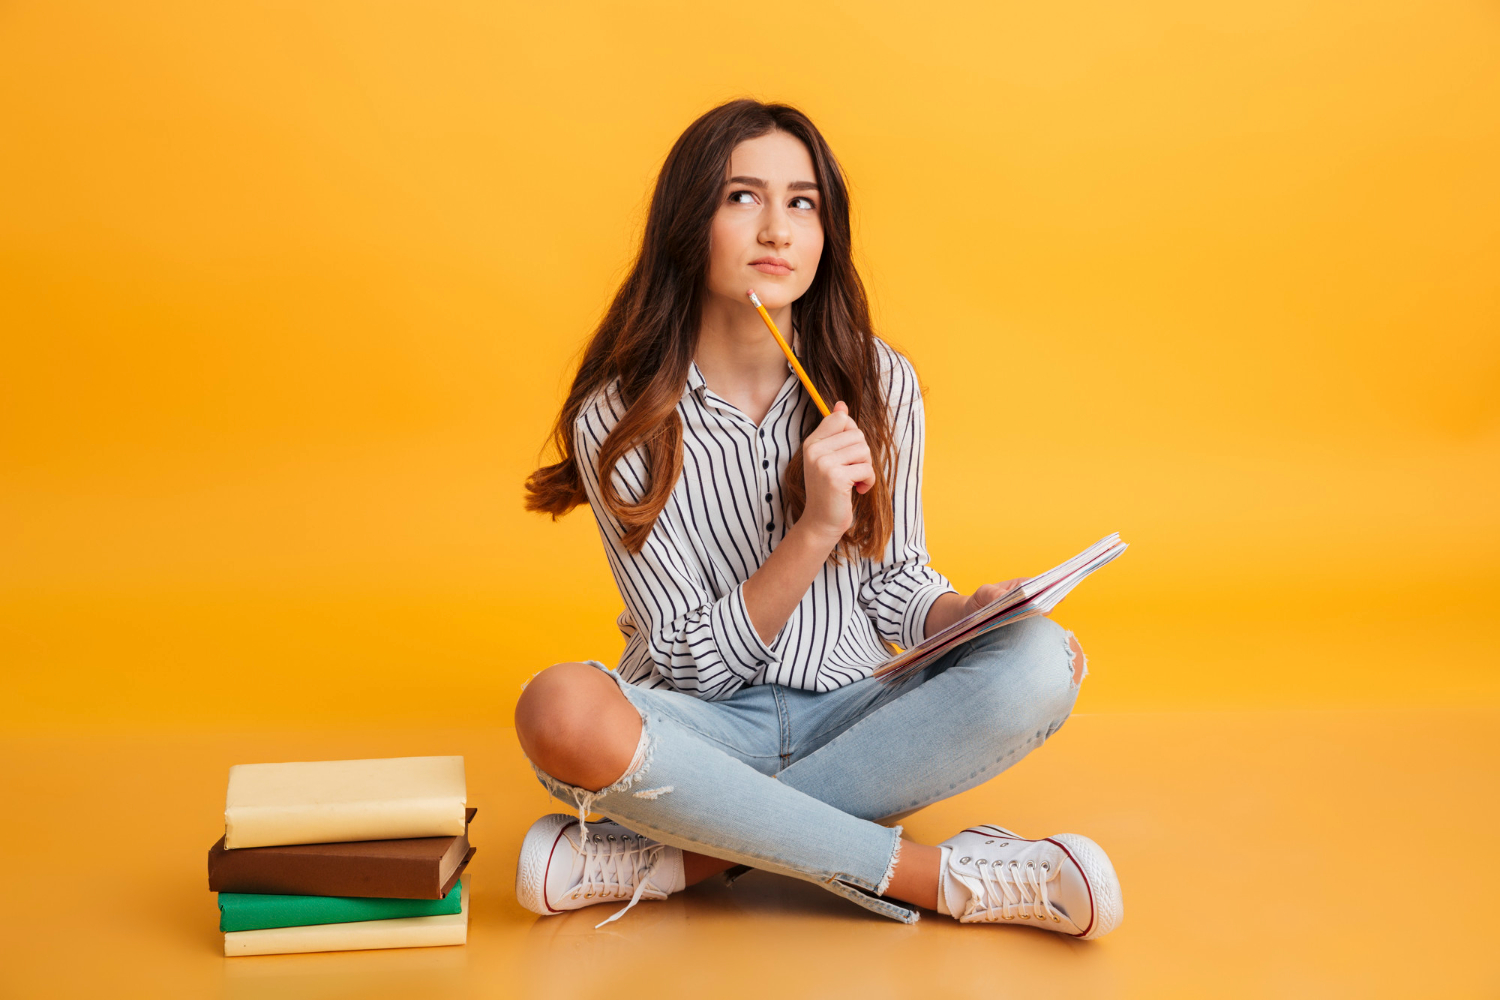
[534,720,654,839]
[1065,633,1087,685]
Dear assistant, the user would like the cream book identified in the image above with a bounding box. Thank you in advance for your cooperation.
[224,756,467,849]
[224,876,469,956]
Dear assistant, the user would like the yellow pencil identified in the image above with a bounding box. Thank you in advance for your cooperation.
[746,290,831,417]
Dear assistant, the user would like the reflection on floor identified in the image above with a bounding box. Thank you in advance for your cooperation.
[2,708,1494,999]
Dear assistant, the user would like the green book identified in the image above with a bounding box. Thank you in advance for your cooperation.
[218,879,462,932]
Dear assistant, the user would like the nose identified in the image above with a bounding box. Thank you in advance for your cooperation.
[759,200,792,249]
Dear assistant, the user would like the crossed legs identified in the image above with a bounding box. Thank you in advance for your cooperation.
[514,618,1085,913]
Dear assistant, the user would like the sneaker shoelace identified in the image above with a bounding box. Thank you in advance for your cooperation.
[567,829,668,928]
[955,856,1065,924]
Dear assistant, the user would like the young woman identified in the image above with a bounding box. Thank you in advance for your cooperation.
[513,99,1122,936]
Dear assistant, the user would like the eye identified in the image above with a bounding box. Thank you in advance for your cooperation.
[790,196,815,210]
[728,190,756,205]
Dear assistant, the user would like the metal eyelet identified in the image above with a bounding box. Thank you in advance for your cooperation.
[584,891,594,899]
[1052,915,1062,923]
[607,834,616,841]
[959,856,972,864]
[1041,861,1049,871]
[1026,861,1034,868]
[976,859,988,866]
[984,839,995,844]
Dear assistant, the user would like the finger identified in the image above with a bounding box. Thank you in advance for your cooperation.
[822,441,873,468]
[815,430,870,457]
[815,403,851,437]
[808,445,873,485]
[809,404,860,439]
[804,430,868,465]
[806,410,854,444]
[846,461,876,491]
[841,463,875,493]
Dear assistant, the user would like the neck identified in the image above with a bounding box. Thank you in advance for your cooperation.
[694,292,795,423]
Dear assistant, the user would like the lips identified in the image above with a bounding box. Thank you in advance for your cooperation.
[750,257,793,276]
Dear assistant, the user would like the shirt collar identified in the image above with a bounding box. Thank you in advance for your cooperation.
[684,361,708,398]
[684,359,806,420]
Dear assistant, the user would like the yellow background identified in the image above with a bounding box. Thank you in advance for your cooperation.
[3,0,1497,729]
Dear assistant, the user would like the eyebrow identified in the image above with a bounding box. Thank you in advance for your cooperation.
[726,175,820,192]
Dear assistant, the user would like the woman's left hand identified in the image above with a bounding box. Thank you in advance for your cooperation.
[923,576,1030,639]
[960,578,1027,618]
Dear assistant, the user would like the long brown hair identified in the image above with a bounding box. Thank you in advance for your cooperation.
[525,99,897,559]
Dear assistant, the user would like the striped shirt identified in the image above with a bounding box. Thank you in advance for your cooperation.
[575,340,954,701]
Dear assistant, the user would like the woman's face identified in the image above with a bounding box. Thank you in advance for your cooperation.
[706,131,824,312]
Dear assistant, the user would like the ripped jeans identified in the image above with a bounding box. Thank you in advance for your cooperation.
[529,615,1085,924]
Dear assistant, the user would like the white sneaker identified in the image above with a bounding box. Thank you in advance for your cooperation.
[938,824,1123,939]
[515,814,684,927]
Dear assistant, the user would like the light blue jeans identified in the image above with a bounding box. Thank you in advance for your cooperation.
[530,615,1085,923]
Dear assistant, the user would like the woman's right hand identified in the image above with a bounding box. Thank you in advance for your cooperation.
[797,401,875,544]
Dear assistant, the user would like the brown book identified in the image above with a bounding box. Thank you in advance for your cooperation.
[209,808,476,899]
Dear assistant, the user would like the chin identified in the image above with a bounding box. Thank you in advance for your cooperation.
[747,283,805,310]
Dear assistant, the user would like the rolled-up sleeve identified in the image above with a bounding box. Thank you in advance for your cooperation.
[575,402,778,701]
[858,352,956,649]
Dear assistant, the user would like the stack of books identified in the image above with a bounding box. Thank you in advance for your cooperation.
[207,755,475,957]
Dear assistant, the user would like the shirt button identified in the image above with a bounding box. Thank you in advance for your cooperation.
[765,492,773,502]
[762,460,770,469]
[766,522,775,531]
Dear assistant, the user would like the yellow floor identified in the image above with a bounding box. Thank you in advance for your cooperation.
[2,709,1494,999]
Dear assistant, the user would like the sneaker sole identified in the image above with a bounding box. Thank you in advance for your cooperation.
[515,813,577,916]
[1049,833,1125,940]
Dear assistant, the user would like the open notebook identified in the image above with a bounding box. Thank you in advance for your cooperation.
[872,533,1129,684]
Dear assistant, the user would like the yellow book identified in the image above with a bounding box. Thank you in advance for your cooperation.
[224,756,466,849]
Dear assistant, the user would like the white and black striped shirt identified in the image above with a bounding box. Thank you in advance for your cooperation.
[575,340,954,701]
